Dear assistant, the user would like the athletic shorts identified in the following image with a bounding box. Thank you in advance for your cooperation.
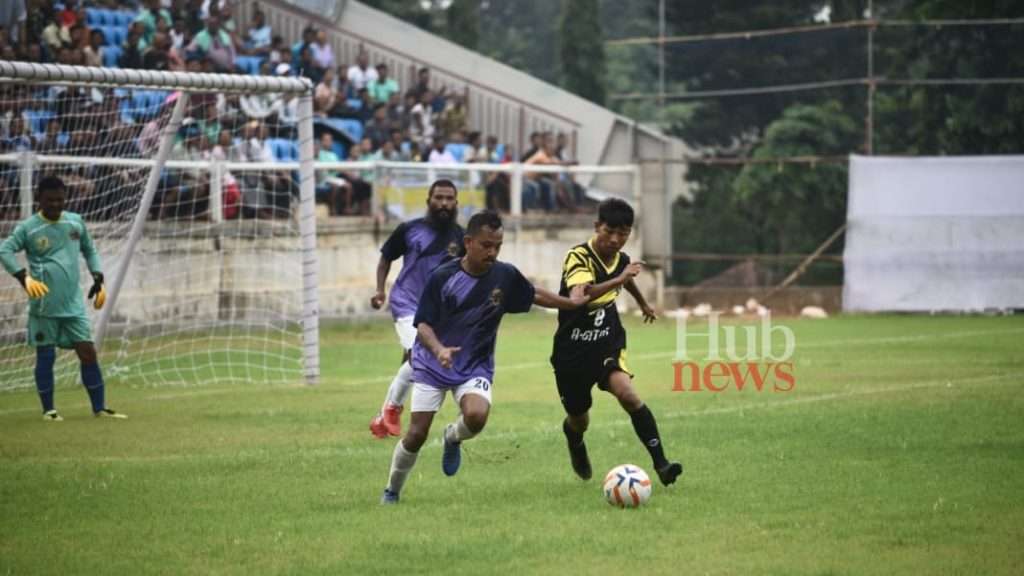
[27,314,93,349]
[394,315,416,350]
[553,349,633,416]
[410,377,492,413]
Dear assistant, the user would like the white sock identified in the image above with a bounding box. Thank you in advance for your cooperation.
[387,439,419,494]
[445,415,477,443]
[384,361,414,408]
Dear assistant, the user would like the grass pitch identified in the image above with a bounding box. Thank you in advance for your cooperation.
[1,313,1023,575]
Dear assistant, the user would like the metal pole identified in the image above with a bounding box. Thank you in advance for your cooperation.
[18,152,33,219]
[94,92,188,348]
[297,93,320,385]
[866,0,875,155]
[658,0,666,115]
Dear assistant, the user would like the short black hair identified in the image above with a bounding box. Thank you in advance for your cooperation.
[466,210,502,236]
[428,179,458,198]
[38,175,66,196]
[597,197,634,228]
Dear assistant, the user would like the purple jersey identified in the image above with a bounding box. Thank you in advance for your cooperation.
[412,259,535,388]
[381,218,464,319]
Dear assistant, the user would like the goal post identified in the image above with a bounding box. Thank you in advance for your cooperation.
[0,60,319,390]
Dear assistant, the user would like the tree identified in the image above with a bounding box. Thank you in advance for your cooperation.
[674,100,857,285]
[559,0,607,105]
[446,0,479,51]
[733,101,856,262]
[873,0,1024,155]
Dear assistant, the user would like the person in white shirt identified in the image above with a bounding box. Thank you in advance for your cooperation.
[410,90,435,148]
[428,137,456,165]
[311,29,334,72]
[346,51,378,92]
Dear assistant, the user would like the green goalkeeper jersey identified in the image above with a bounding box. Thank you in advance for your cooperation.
[0,211,102,318]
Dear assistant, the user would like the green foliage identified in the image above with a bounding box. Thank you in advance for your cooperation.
[559,0,607,105]
[446,0,480,50]
[675,101,856,286]
[873,0,1024,154]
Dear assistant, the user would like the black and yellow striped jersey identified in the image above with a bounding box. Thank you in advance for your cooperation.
[550,239,630,369]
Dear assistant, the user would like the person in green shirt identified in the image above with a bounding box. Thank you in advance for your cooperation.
[0,176,127,421]
[367,64,400,104]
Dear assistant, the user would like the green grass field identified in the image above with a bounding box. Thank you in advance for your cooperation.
[1,313,1023,575]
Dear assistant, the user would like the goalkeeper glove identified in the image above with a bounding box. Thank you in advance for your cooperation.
[88,272,106,310]
[14,270,49,299]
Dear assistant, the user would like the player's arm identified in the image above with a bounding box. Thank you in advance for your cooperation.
[371,255,392,309]
[0,226,27,278]
[1,225,48,298]
[79,220,106,309]
[584,261,643,302]
[373,223,408,309]
[533,284,588,310]
[625,278,656,323]
[413,266,459,368]
[416,322,460,369]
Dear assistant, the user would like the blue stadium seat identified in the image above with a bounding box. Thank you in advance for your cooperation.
[338,119,362,144]
[125,90,165,121]
[24,110,56,136]
[235,56,264,76]
[85,8,106,26]
[103,46,122,68]
[445,143,470,162]
[494,143,505,161]
[100,9,118,26]
[346,98,362,111]
[114,11,136,27]
[266,138,299,162]
[332,141,346,160]
[102,26,124,47]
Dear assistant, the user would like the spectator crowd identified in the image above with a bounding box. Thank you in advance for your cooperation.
[0,0,587,220]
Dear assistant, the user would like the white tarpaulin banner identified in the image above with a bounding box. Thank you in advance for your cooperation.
[844,155,1024,312]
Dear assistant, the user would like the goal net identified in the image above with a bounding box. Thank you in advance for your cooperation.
[0,61,319,392]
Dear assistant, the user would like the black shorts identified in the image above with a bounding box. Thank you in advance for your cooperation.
[553,349,633,416]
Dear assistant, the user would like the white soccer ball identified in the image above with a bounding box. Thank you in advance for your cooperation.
[603,464,652,508]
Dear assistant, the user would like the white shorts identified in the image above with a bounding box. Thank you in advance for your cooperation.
[410,378,493,413]
[394,315,416,350]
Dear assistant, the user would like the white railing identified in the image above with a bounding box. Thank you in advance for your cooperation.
[0,154,639,224]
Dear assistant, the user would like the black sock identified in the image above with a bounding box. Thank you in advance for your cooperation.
[563,419,584,446]
[629,404,668,469]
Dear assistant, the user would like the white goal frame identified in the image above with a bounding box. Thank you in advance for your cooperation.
[0,60,320,385]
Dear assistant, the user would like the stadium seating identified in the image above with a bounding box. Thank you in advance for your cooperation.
[235,56,264,76]
[103,25,126,47]
[314,118,363,146]
[24,109,56,135]
[267,138,299,162]
[103,46,122,68]
[85,8,107,27]
[445,143,472,162]
[120,90,168,123]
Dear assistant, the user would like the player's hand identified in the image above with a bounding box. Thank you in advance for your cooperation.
[568,284,589,307]
[370,290,386,309]
[21,273,49,299]
[435,346,461,369]
[618,261,644,284]
[640,304,657,323]
[88,273,105,310]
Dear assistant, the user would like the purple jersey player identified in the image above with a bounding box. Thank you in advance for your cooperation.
[380,210,588,504]
[369,180,464,439]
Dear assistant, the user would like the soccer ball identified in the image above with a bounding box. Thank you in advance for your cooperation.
[603,464,652,508]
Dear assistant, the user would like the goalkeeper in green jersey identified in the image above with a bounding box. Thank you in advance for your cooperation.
[0,175,127,421]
